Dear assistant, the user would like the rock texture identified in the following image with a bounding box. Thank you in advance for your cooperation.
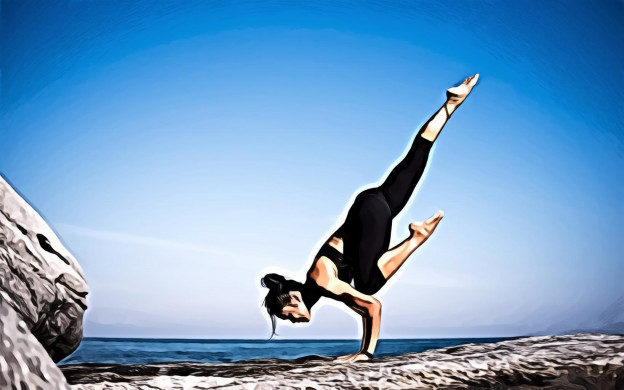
[62,334,624,389]
[0,294,70,389]
[0,175,88,362]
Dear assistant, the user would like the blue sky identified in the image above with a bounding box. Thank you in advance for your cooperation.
[1,1,622,339]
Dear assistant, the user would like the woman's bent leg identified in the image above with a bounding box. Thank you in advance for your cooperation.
[345,198,444,291]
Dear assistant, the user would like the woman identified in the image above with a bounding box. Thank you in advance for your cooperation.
[261,74,479,362]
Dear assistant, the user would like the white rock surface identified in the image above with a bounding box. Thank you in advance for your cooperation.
[0,293,70,389]
[0,175,88,362]
[63,334,624,389]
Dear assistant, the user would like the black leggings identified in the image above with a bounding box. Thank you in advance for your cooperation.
[341,134,434,295]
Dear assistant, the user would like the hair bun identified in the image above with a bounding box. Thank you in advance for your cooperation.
[261,273,286,290]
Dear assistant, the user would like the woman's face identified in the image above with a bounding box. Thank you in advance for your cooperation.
[281,291,310,323]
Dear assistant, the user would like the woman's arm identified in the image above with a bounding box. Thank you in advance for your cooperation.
[310,258,381,362]
[332,278,381,362]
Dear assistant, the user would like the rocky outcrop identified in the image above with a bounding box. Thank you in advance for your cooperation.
[63,334,624,389]
[0,175,88,361]
[0,294,70,389]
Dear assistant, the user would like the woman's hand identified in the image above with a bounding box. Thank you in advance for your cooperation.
[334,352,371,363]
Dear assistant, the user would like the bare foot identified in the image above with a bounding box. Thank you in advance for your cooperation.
[446,74,479,105]
[409,210,444,245]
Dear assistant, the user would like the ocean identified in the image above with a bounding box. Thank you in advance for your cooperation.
[59,337,516,365]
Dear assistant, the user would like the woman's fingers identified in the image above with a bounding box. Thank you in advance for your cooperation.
[335,352,370,363]
[351,353,371,362]
[335,353,354,362]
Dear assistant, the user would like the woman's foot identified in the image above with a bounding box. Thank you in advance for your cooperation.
[446,74,479,106]
[418,74,479,142]
[409,210,444,245]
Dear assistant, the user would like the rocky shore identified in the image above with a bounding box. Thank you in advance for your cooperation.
[62,333,623,389]
[1,175,88,388]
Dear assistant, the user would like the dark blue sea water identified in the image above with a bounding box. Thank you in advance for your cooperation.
[59,337,516,365]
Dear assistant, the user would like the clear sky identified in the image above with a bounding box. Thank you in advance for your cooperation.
[1,1,622,339]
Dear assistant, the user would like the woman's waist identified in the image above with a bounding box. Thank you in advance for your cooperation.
[315,241,353,268]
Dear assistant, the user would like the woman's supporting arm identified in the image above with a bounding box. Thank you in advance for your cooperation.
[312,258,381,361]
[333,280,381,361]
[358,292,381,357]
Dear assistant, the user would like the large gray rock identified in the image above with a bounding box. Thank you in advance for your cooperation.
[0,293,70,389]
[0,175,88,362]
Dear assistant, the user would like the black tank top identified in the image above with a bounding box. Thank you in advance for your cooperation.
[314,243,353,283]
[301,277,322,311]
[302,234,354,311]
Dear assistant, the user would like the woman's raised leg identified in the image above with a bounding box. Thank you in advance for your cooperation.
[379,74,479,218]
[419,74,479,142]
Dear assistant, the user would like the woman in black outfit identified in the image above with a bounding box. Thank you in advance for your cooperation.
[261,74,479,362]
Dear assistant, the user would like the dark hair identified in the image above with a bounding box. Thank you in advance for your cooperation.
[261,273,304,338]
